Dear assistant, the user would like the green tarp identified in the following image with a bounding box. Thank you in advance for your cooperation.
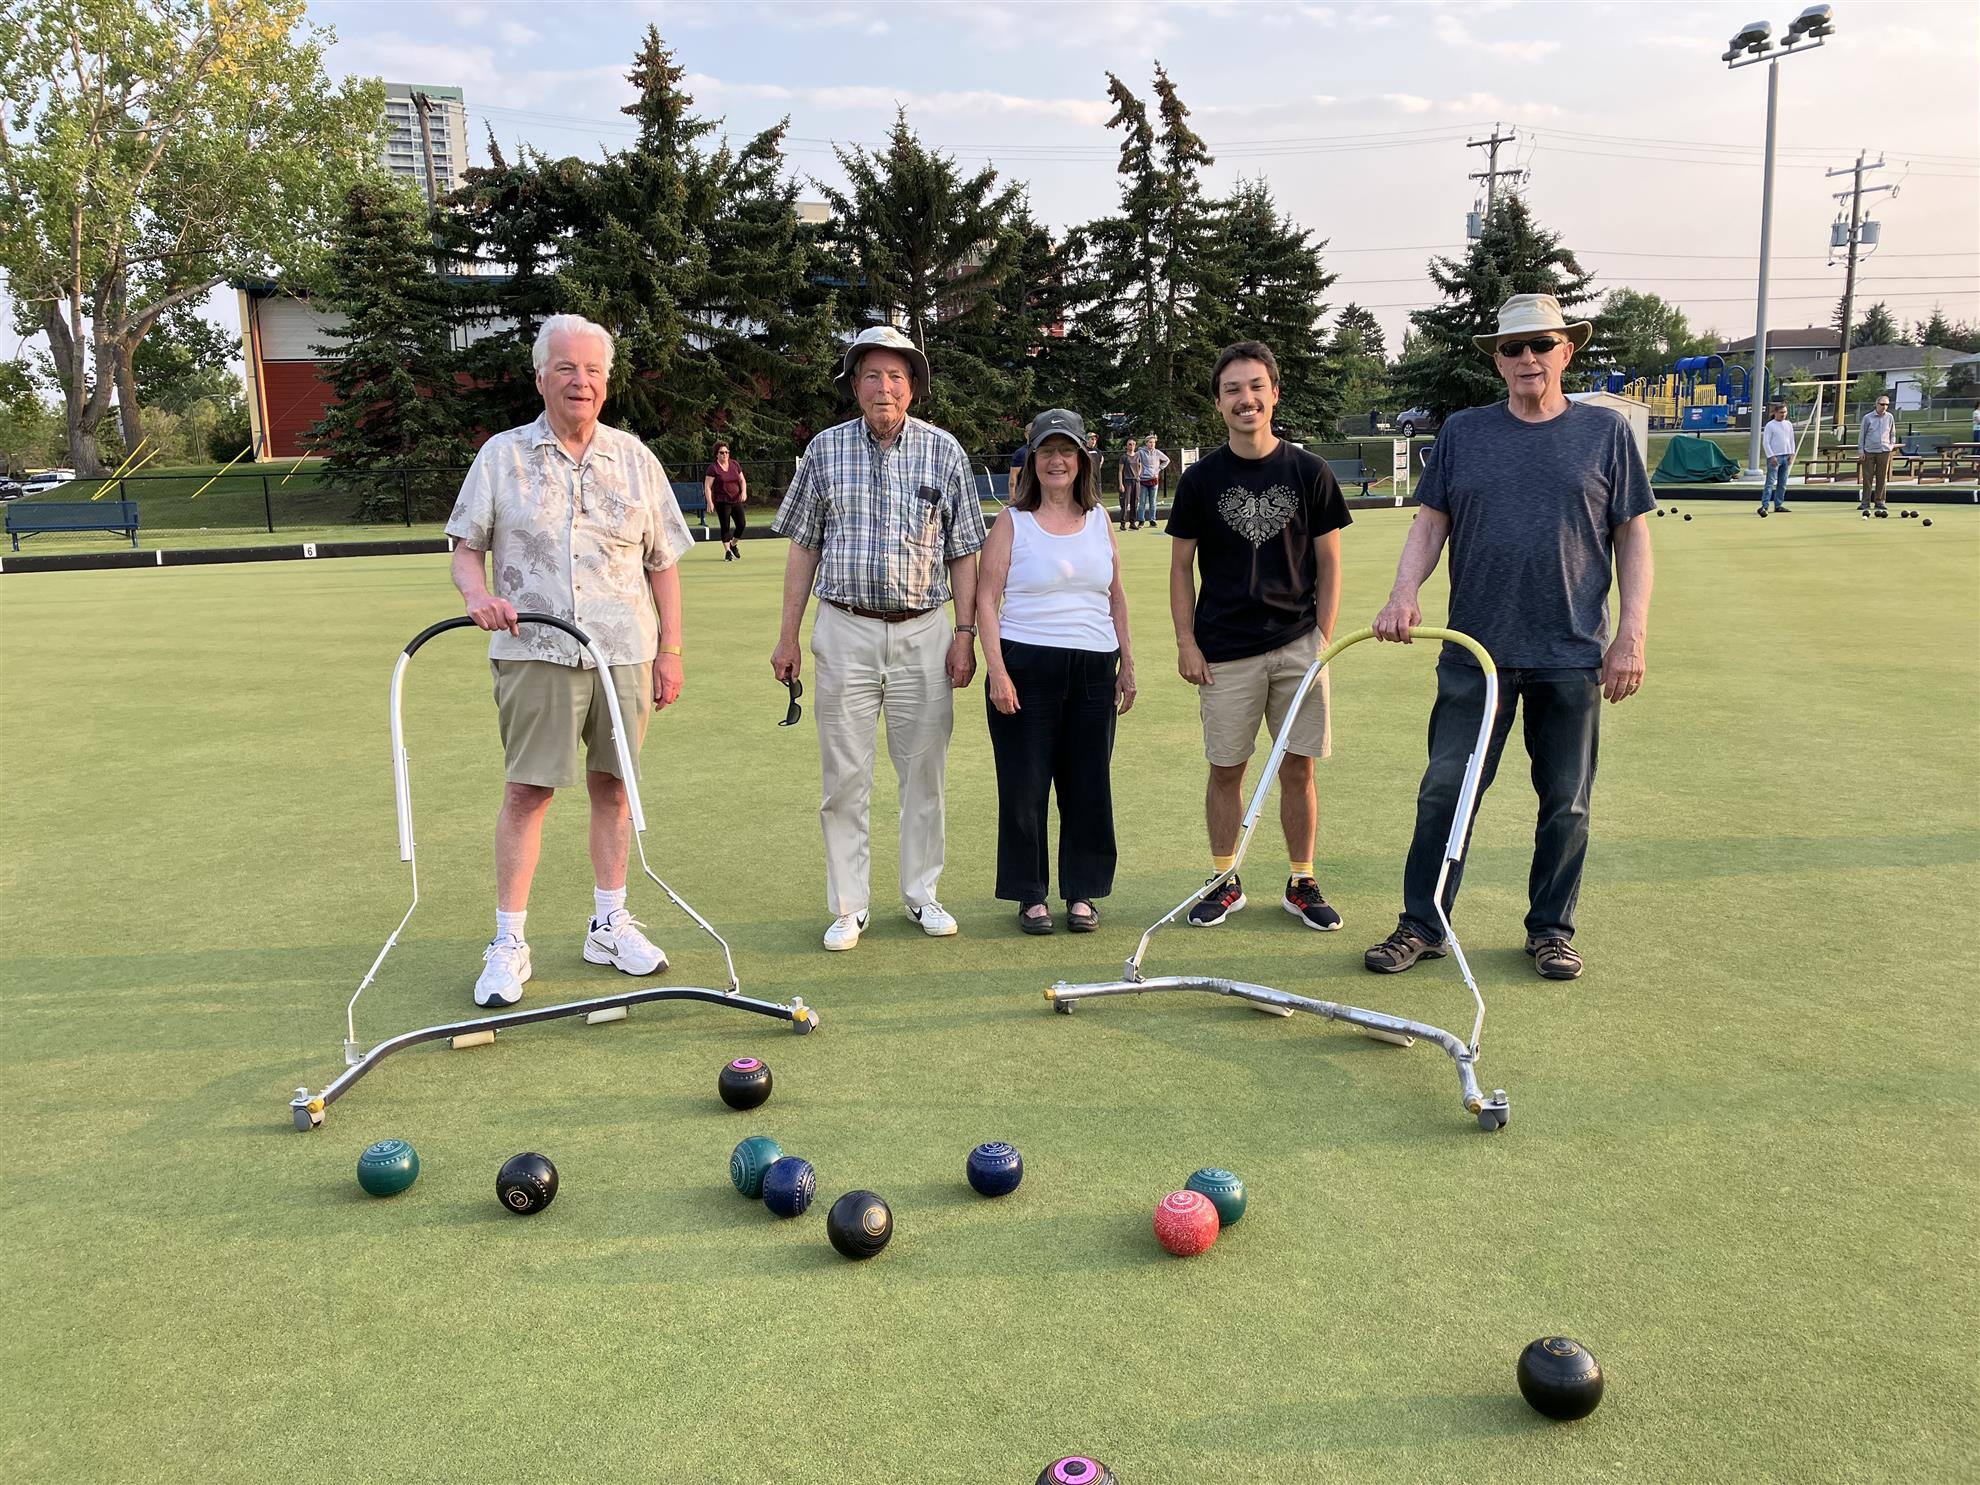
[1653,435,1742,484]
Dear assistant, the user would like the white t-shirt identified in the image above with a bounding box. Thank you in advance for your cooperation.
[1762,419,1796,459]
[997,507,1118,653]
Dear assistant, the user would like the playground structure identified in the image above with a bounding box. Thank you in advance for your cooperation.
[1597,356,1752,431]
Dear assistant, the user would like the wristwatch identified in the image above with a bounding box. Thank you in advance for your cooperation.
[955,625,977,636]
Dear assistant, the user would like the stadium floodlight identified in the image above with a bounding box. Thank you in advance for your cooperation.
[1725,7,1835,479]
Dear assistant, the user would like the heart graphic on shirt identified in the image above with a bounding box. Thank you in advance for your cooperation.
[1217,482,1299,547]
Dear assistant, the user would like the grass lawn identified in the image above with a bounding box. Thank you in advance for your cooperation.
[2,509,1975,1483]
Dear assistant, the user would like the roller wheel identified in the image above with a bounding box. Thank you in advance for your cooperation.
[1477,1108,1506,1132]
[1054,999,1076,1015]
[791,1009,817,1036]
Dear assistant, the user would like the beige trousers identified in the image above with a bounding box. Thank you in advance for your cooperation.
[811,601,955,916]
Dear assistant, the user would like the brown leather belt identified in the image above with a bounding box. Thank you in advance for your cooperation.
[825,599,938,624]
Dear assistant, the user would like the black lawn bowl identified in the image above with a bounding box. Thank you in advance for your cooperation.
[825,1190,894,1260]
[1516,1335,1605,1421]
[718,1056,773,1110]
[496,1152,559,1216]
[1037,1459,1116,1485]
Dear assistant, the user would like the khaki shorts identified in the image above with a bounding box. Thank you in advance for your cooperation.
[1199,630,1332,766]
[490,659,652,787]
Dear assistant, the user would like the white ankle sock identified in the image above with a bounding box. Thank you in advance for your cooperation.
[593,886,627,928]
[495,909,527,944]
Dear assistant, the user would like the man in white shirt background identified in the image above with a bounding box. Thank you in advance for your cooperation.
[1760,402,1795,514]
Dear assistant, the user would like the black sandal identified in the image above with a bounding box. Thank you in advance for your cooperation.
[1067,901,1099,933]
[1019,903,1054,936]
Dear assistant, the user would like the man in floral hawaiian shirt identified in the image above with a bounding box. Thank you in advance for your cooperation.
[445,314,695,1008]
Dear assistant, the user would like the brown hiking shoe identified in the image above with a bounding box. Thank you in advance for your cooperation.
[1364,926,1446,974]
[1527,936,1583,980]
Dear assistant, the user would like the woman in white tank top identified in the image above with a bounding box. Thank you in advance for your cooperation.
[976,409,1136,935]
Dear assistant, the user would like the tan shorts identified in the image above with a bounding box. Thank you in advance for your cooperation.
[490,659,652,788]
[1199,630,1332,766]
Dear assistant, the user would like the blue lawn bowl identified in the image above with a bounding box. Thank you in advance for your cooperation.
[1185,1167,1246,1227]
[761,1156,816,1218]
[356,1139,420,1198]
[966,1141,1024,1198]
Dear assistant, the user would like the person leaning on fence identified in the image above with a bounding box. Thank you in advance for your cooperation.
[976,408,1136,935]
[1367,293,1655,984]
[705,441,748,561]
[1760,402,1794,514]
[770,325,988,952]
[444,313,695,1008]
[1857,394,1895,517]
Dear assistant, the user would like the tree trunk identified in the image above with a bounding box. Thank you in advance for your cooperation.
[116,342,144,455]
[42,301,106,477]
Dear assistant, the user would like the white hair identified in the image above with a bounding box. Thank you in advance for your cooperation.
[532,315,615,376]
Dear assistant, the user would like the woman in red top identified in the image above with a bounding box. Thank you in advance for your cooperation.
[704,443,749,561]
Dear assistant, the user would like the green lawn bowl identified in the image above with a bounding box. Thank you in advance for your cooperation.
[356,1139,420,1198]
[1186,1168,1247,1227]
[730,1135,784,1198]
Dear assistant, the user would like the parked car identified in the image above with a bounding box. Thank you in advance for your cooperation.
[0,478,25,501]
[20,469,77,496]
[1389,408,1440,438]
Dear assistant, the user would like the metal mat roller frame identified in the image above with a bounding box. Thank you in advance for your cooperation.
[1045,626,1511,1131]
[289,613,816,1130]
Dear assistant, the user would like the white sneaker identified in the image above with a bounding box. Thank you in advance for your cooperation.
[823,911,869,952]
[583,910,668,975]
[908,900,958,937]
[474,935,531,1007]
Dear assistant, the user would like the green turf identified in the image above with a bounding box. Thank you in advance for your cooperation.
[2,510,1976,1483]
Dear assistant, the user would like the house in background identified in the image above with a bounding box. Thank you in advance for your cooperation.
[1717,327,1841,382]
[1804,343,1980,412]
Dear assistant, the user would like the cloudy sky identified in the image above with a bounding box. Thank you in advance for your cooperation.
[12,0,1980,369]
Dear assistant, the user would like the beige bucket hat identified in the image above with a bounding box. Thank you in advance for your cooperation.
[836,325,931,396]
[1472,293,1594,354]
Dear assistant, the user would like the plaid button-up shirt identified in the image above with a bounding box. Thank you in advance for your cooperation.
[772,415,987,611]
[444,414,693,669]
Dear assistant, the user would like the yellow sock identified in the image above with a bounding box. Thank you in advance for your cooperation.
[1290,861,1314,881]
[1212,854,1237,874]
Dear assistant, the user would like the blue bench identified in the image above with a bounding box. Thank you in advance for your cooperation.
[1324,458,1382,496]
[669,481,713,535]
[7,499,140,550]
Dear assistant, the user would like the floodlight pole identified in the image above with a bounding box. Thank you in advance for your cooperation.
[1745,57,1781,480]
[1727,18,1831,480]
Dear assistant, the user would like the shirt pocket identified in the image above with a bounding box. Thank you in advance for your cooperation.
[903,486,945,552]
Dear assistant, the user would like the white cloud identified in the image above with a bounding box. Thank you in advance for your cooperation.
[685,73,1114,127]
[1432,13,1561,62]
[497,21,541,49]
[1381,93,1434,113]
[1374,90,1560,121]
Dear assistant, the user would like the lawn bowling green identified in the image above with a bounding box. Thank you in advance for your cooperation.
[3,507,1972,1482]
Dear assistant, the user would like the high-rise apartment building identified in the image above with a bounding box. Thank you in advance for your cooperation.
[381,84,469,199]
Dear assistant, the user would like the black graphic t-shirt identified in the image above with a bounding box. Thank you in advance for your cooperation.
[1166,441,1352,662]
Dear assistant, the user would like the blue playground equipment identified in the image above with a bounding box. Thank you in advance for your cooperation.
[1604,356,1753,430]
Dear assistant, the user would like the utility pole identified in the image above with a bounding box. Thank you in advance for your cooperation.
[1828,152,1894,437]
[410,90,443,209]
[1466,123,1525,217]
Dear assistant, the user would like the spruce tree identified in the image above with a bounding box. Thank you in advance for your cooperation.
[1326,304,1392,435]
[1209,178,1335,439]
[1393,196,1595,418]
[307,179,473,520]
[816,112,1027,456]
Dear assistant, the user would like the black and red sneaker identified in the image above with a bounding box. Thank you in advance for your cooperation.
[1188,875,1246,927]
[1282,876,1343,931]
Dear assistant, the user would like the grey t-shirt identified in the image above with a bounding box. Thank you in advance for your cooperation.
[1417,401,1655,670]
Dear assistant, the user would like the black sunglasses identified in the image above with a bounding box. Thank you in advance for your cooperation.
[778,677,803,728]
[1494,336,1564,359]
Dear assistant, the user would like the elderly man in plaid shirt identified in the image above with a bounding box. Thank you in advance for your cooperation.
[771,327,988,951]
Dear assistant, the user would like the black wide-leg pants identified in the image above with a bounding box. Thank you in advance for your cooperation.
[985,640,1120,905]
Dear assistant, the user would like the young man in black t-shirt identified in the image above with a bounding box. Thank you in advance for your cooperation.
[1168,341,1352,945]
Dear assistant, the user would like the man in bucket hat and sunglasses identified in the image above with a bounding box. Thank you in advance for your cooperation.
[771,326,988,951]
[1366,294,1655,982]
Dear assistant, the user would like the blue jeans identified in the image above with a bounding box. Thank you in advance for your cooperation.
[1399,659,1601,944]
[1764,456,1790,508]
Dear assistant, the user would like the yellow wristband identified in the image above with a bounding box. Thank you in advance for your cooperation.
[658,644,682,656]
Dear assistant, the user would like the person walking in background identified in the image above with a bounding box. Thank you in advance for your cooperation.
[1169,340,1350,951]
[976,409,1135,935]
[770,326,987,952]
[1134,434,1170,530]
[1117,436,1138,528]
[705,441,749,560]
[1858,394,1895,517]
[445,314,694,1007]
[1084,428,1104,495]
[1760,403,1794,514]
[1366,293,1654,984]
